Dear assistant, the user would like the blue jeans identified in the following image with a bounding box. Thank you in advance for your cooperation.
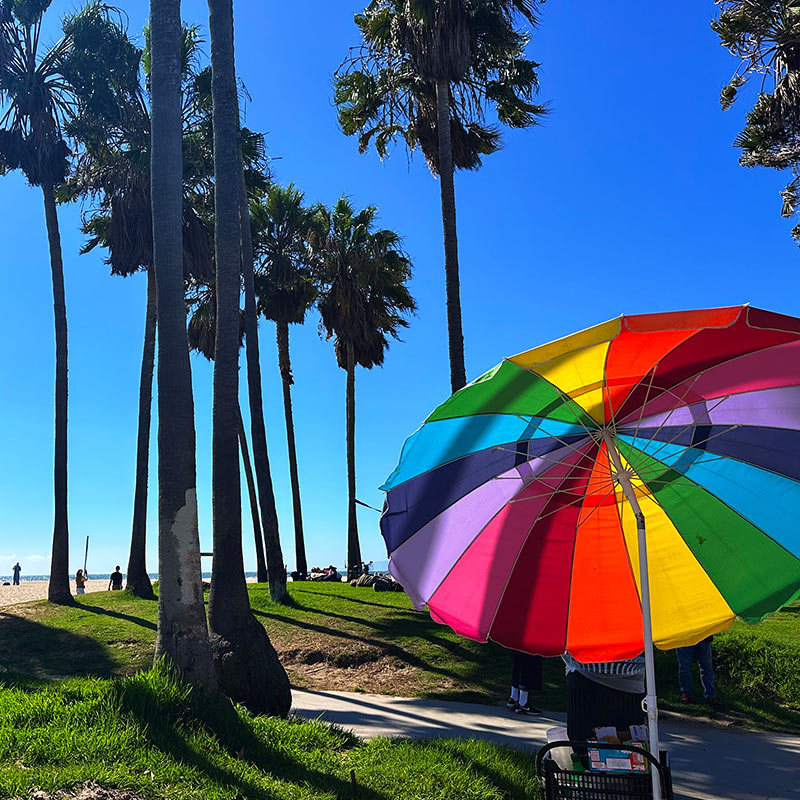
[676,638,715,699]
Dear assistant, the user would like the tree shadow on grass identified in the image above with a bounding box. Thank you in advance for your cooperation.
[76,602,157,631]
[293,588,403,611]
[252,608,500,691]
[0,612,118,678]
[118,681,389,800]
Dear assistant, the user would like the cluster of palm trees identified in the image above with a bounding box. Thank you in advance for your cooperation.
[0,0,546,706]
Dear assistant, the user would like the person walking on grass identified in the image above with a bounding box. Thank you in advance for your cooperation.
[108,566,123,591]
[75,569,87,595]
[676,636,722,709]
[11,562,21,585]
[507,651,542,715]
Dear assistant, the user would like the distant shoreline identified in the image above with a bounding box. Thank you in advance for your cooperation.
[0,576,258,609]
[0,572,257,583]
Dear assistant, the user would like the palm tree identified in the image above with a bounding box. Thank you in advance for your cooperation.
[186,281,268,583]
[0,0,93,604]
[206,0,291,714]
[149,0,215,687]
[335,0,546,392]
[314,196,416,579]
[238,149,288,603]
[251,184,318,580]
[713,1,800,243]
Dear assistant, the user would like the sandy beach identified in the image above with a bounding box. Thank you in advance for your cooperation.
[0,577,258,609]
[0,579,118,608]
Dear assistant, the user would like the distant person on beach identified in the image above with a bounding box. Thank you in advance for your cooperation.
[75,569,87,595]
[12,562,21,585]
[108,566,123,591]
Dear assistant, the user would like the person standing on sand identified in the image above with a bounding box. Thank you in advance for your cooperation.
[11,562,21,585]
[75,569,87,595]
[108,566,123,591]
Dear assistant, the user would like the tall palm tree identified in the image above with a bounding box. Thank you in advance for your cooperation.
[0,0,93,604]
[713,1,800,243]
[149,0,215,687]
[238,149,288,602]
[186,280,268,583]
[335,0,546,392]
[314,197,416,579]
[251,184,318,580]
[206,0,291,714]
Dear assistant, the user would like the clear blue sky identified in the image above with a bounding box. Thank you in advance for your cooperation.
[2,1,798,578]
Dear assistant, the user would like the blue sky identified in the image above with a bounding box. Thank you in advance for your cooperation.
[2,1,798,578]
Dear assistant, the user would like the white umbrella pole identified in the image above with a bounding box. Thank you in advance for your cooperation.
[602,433,662,798]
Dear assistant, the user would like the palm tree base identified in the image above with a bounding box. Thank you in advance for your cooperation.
[125,582,155,600]
[47,590,75,606]
[209,613,291,716]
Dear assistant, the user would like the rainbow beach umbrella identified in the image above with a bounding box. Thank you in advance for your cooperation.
[380,305,800,777]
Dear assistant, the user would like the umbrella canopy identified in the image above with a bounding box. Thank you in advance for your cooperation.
[380,305,800,663]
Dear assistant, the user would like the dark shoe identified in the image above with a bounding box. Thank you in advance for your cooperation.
[680,693,691,704]
[706,697,724,711]
[514,703,541,715]
[505,698,518,710]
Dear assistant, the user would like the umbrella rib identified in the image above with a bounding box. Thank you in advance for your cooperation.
[621,366,659,442]
[621,395,734,473]
[482,442,599,644]
[617,337,800,428]
[621,372,707,464]
[494,428,593,463]
[623,420,740,472]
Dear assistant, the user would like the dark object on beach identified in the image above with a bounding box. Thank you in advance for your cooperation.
[309,565,340,582]
[373,576,404,592]
[2,581,9,586]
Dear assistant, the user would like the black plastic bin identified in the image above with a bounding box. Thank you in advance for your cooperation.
[535,741,674,800]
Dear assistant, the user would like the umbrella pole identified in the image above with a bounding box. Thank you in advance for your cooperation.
[602,433,662,798]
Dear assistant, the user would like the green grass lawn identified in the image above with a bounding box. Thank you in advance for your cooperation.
[0,665,540,800]
[1,582,799,732]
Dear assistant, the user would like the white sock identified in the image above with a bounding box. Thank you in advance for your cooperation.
[519,690,529,707]
[510,687,520,701]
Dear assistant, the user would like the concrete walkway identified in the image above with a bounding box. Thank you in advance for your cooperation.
[291,689,800,800]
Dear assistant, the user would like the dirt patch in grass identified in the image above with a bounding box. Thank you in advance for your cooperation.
[28,783,145,800]
[275,638,471,697]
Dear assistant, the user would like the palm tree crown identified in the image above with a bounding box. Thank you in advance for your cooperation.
[315,196,415,367]
[252,183,318,326]
[714,1,800,242]
[314,196,415,579]
[334,0,546,173]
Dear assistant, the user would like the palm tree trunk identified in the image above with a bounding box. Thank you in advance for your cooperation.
[238,138,288,603]
[42,183,71,605]
[238,405,268,583]
[277,321,307,579]
[345,341,361,579]
[435,79,467,393]
[150,0,215,689]
[207,0,291,716]
[126,266,156,599]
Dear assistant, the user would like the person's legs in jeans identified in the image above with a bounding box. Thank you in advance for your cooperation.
[695,638,716,699]
[676,646,695,698]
